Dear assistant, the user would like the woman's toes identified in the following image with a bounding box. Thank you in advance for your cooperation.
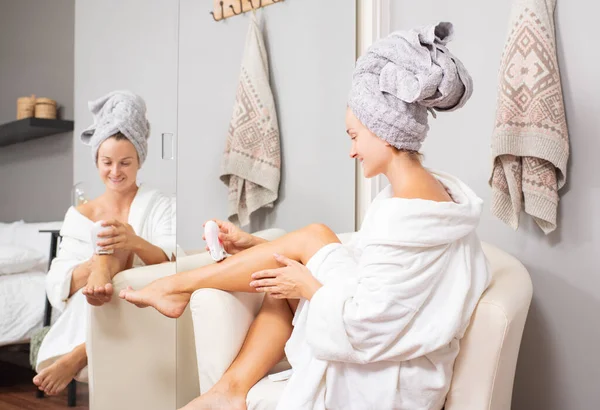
[118,286,132,299]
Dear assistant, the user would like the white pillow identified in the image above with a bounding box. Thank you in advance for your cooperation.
[13,221,63,257]
[0,245,46,275]
[0,221,25,246]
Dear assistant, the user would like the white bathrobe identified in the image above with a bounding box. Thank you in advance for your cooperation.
[277,171,491,410]
[36,185,176,377]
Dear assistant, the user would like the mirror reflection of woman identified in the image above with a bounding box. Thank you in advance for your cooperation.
[33,91,176,396]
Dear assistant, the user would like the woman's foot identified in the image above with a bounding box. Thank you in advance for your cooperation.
[119,277,191,318]
[179,390,247,410]
[82,266,113,306]
[32,349,86,396]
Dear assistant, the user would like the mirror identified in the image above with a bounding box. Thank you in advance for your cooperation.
[0,0,356,408]
[0,0,178,408]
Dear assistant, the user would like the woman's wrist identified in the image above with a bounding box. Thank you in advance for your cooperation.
[250,235,267,248]
[134,237,170,264]
[303,277,323,300]
[131,235,146,253]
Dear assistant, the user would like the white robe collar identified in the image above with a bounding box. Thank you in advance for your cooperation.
[359,170,483,247]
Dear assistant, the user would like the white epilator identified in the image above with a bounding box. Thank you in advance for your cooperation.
[204,220,227,262]
[91,220,114,255]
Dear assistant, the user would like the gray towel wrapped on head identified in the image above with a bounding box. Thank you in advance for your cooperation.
[80,90,150,165]
[348,22,473,151]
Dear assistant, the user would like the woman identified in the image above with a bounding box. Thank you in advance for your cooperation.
[122,23,491,410]
[33,91,176,396]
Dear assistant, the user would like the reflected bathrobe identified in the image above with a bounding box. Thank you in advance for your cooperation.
[277,171,491,410]
[36,185,176,378]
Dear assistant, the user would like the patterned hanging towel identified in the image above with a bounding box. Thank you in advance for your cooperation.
[489,0,569,234]
[220,13,281,227]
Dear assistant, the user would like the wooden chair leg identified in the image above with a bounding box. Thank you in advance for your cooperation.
[67,380,77,407]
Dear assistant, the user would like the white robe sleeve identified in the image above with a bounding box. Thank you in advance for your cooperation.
[305,243,450,364]
[45,235,89,313]
[147,194,177,260]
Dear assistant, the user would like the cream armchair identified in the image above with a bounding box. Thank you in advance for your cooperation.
[189,230,533,410]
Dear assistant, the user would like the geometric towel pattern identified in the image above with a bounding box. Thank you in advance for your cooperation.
[220,13,281,227]
[490,0,570,234]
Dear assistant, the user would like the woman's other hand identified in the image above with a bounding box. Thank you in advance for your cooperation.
[250,254,322,300]
[97,219,141,252]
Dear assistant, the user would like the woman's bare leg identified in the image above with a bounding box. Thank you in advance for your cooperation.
[120,224,339,318]
[33,343,87,396]
[84,250,134,306]
[181,295,296,410]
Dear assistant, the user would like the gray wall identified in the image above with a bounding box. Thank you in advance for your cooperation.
[391,2,599,409]
[0,0,74,222]
[177,0,356,250]
[74,0,178,201]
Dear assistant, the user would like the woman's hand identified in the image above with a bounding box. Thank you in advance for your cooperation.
[203,219,260,255]
[97,219,141,252]
[250,254,322,300]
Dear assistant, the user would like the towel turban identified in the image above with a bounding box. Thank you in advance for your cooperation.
[348,22,473,151]
[80,90,151,165]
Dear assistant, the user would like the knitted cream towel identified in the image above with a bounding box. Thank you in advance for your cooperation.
[490,0,569,234]
[220,13,281,227]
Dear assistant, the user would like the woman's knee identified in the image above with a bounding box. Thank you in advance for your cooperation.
[296,224,339,264]
[303,223,337,241]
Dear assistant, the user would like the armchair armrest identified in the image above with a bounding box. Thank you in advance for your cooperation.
[190,289,264,393]
[88,262,181,410]
[88,251,216,410]
[188,228,288,394]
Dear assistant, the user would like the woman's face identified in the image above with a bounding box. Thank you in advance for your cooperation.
[345,108,393,178]
[97,137,139,193]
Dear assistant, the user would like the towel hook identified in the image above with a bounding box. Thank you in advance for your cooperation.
[249,0,262,8]
[229,0,243,15]
[210,1,224,21]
